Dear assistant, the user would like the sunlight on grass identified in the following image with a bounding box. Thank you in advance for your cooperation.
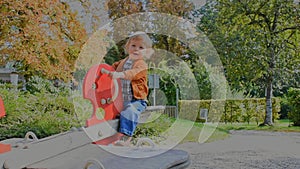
[164,119,229,144]
[158,118,195,147]
[138,114,300,146]
[182,124,229,143]
[217,120,300,133]
[177,119,300,144]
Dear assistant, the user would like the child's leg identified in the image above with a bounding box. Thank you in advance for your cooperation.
[93,100,147,146]
[119,100,147,136]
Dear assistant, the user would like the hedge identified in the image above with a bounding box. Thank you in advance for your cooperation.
[178,98,281,124]
[287,88,300,126]
[0,88,79,140]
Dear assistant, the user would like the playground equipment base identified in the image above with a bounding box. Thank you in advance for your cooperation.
[0,127,190,169]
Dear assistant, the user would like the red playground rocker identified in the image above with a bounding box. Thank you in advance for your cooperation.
[83,63,125,145]
[0,97,11,154]
[83,63,123,127]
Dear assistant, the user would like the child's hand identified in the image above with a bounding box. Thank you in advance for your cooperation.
[110,72,125,79]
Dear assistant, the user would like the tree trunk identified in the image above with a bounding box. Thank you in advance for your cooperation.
[262,81,273,126]
[262,35,276,126]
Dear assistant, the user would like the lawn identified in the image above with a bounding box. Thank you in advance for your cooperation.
[218,119,300,133]
[177,119,300,144]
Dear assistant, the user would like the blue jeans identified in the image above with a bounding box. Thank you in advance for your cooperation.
[119,99,147,136]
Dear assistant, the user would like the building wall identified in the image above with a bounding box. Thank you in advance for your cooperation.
[0,68,25,83]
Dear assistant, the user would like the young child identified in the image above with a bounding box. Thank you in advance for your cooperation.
[97,31,153,146]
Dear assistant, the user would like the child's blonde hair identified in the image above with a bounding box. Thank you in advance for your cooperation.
[124,31,152,54]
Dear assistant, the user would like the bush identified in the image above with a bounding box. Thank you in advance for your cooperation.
[280,96,291,119]
[287,88,300,126]
[0,88,79,140]
[26,76,71,96]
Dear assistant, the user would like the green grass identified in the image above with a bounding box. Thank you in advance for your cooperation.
[182,124,229,143]
[217,119,300,133]
[177,119,300,144]
[137,114,300,145]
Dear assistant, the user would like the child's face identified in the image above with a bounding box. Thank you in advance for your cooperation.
[127,38,147,60]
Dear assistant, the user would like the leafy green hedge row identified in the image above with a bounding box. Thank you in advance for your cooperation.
[178,98,281,124]
[0,89,79,140]
[286,88,300,126]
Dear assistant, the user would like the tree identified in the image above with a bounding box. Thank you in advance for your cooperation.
[198,0,300,125]
[0,0,87,81]
[105,0,194,62]
[104,0,205,104]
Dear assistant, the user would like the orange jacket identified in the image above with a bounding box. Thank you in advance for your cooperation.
[112,56,148,100]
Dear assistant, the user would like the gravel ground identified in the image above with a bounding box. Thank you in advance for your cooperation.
[176,130,300,169]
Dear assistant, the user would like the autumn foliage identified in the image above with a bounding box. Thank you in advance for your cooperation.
[0,0,87,81]
[106,0,194,19]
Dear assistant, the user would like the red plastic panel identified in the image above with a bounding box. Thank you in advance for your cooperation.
[0,96,5,118]
[83,64,123,127]
[0,96,11,153]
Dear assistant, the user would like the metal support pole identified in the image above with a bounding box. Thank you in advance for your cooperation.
[153,74,156,106]
[175,88,179,118]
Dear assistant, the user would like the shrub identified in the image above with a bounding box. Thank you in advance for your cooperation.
[287,88,300,126]
[279,97,291,119]
[26,76,71,96]
[0,88,79,140]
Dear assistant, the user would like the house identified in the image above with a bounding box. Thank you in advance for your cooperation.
[0,68,25,85]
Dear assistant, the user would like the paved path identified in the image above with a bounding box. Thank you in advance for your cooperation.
[176,130,300,169]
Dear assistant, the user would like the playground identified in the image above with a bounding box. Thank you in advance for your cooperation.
[0,64,191,169]
[1,63,299,168]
